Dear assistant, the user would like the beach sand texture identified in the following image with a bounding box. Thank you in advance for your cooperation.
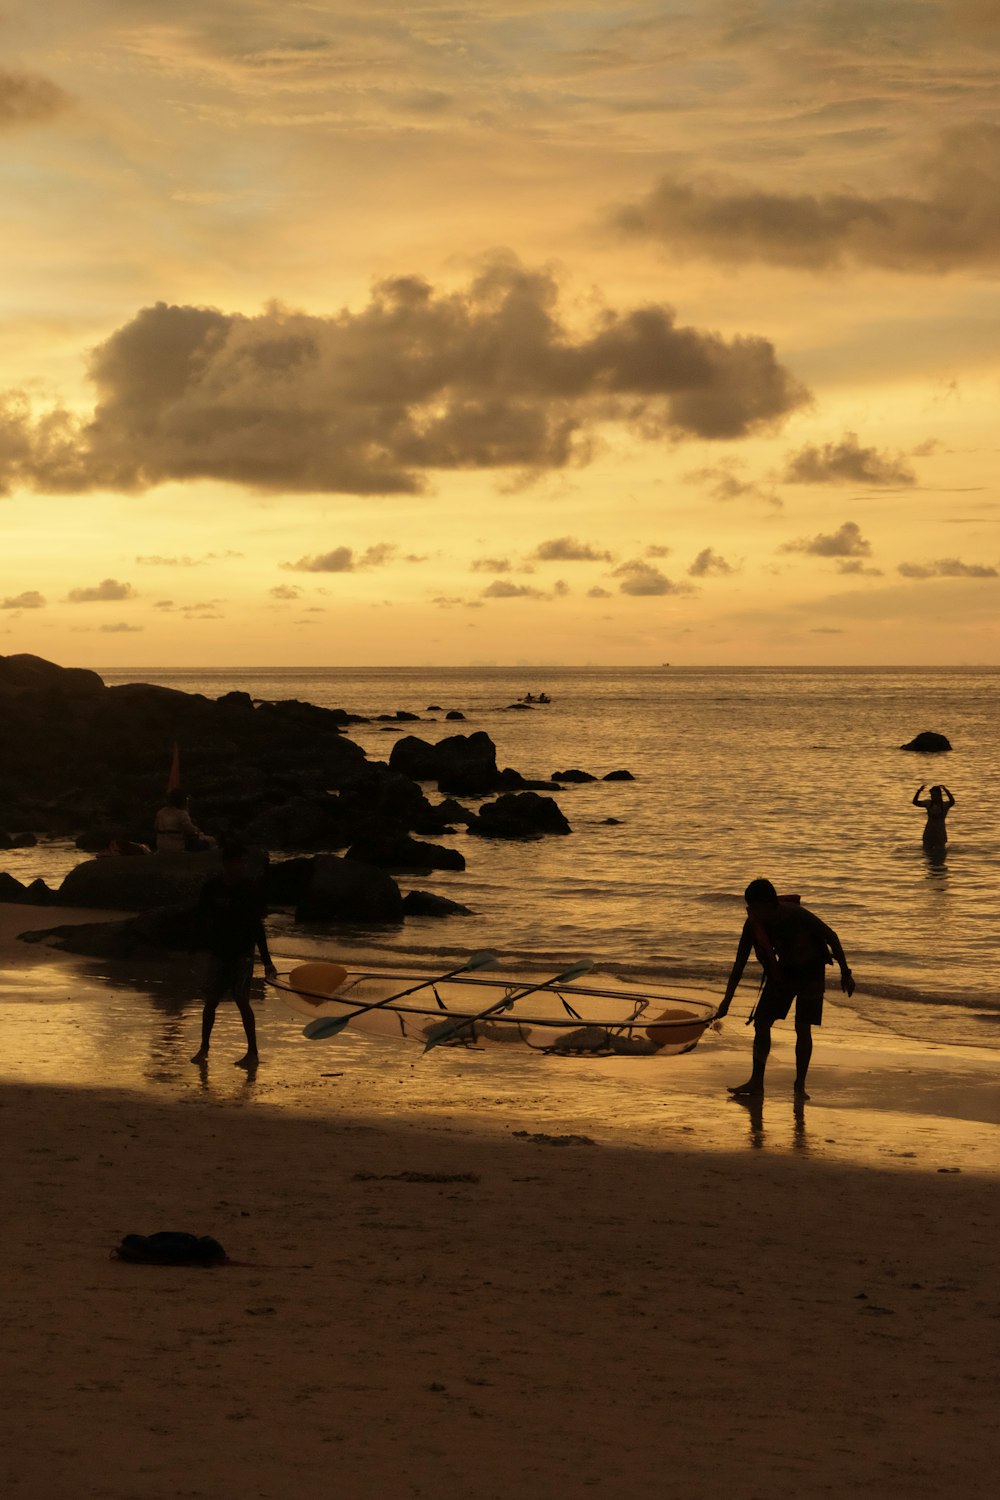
[3,908,1000,1499]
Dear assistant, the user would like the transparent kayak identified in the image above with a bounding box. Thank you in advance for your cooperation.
[267,962,717,1056]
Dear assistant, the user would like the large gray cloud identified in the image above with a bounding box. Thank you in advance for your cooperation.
[1,590,46,609]
[0,71,71,130]
[783,432,916,486]
[0,260,808,498]
[613,125,1000,274]
[613,559,692,596]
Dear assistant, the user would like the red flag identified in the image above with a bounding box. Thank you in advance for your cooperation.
[165,741,181,794]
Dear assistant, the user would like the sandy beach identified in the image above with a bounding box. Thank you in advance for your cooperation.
[3,904,1000,1499]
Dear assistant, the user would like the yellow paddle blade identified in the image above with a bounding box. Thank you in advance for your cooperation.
[644,1008,709,1049]
[285,962,350,1007]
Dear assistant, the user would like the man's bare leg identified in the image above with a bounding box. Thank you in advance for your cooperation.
[794,1022,813,1099]
[233,996,259,1068]
[190,999,219,1064]
[728,1020,771,1097]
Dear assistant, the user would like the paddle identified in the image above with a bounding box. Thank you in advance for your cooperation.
[421,957,595,1055]
[301,949,501,1040]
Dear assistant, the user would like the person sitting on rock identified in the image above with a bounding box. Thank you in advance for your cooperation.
[154,788,214,854]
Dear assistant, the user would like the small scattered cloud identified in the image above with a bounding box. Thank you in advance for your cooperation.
[153,600,174,610]
[282,544,395,572]
[530,536,614,562]
[481,580,550,600]
[270,584,301,600]
[66,578,137,603]
[587,586,612,599]
[99,622,143,633]
[688,548,733,577]
[898,557,998,578]
[1,590,46,610]
[684,461,781,508]
[645,544,672,558]
[613,559,693,596]
[471,557,512,573]
[0,71,72,130]
[135,555,198,567]
[836,560,884,577]
[781,521,872,559]
[783,432,915,487]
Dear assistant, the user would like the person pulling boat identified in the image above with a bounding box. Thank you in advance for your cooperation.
[716,879,855,1101]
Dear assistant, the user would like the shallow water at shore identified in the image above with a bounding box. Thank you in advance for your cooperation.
[4,910,998,1178]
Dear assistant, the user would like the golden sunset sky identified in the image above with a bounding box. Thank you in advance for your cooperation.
[2,0,1000,666]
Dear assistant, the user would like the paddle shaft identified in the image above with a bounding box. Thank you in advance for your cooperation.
[303,951,499,1037]
[422,960,594,1054]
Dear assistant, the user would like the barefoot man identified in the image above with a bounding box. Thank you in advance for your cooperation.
[716,878,855,1099]
[190,841,277,1068]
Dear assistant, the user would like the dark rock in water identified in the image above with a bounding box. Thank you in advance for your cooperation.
[294,853,403,925]
[19,902,208,959]
[552,769,597,783]
[263,856,314,906]
[244,794,352,851]
[495,768,560,792]
[401,890,473,917]
[900,731,952,753]
[504,702,533,711]
[445,710,465,720]
[394,710,420,721]
[427,797,475,828]
[601,817,623,825]
[468,791,571,840]
[0,871,29,903]
[25,878,57,905]
[389,731,499,797]
[0,831,12,849]
[426,705,442,712]
[345,834,465,873]
[11,831,37,847]
[57,851,219,911]
[602,769,635,781]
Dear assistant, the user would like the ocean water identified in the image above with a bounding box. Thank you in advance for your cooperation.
[11,665,1000,1049]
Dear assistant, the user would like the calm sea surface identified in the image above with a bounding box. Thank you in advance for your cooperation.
[11,666,1000,1049]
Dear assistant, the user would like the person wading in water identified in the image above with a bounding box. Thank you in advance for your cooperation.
[716,879,855,1100]
[912,783,955,851]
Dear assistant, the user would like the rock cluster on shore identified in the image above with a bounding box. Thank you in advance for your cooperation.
[2,654,639,942]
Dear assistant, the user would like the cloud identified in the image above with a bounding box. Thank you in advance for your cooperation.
[99,622,143,633]
[688,548,733,577]
[645,544,671,558]
[1,590,46,609]
[836,560,884,577]
[613,560,693,596]
[781,521,872,560]
[684,461,781,507]
[783,432,916,487]
[66,578,137,603]
[481,580,550,600]
[530,536,614,562]
[0,71,72,130]
[282,544,395,572]
[135,554,199,566]
[0,260,808,499]
[898,557,998,578]
[470,557,511,573]
[270,585,301,600]
[613,125,1000,274]
[587,586,612,599]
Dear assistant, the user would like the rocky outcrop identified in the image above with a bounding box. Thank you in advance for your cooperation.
[0,872,56,904]
[552,769,597,783]
[345,835,465,873]
[389,731,500,796]
[900,732,952,753]
[57,851,220,911]
[401,890,474,917]
[294,853,404,925]
[468,792,571,840]
[602,769,635,781]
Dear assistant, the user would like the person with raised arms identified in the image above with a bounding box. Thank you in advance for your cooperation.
[716,878,855,1101]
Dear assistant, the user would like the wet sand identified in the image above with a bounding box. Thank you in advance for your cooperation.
[3,904,1000,1498]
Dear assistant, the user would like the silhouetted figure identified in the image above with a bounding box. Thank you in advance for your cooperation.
[716,878,855,1101]
[912,783,954,850]
[190,842,276,1068]
[154,787,214,854]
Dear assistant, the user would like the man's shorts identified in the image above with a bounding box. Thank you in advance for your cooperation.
[755,965,826,1028]
[206,953,254,1004]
